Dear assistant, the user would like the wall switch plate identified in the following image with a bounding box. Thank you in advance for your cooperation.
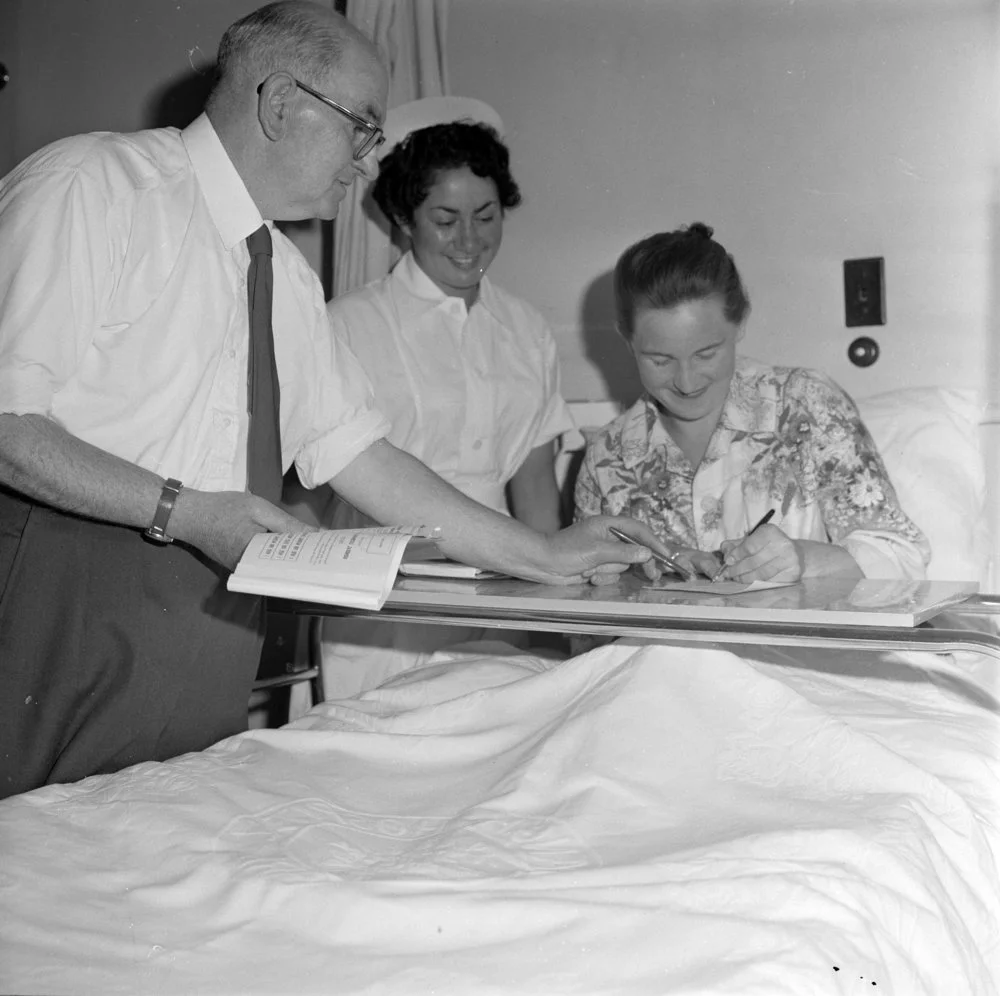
[843,256,885,327]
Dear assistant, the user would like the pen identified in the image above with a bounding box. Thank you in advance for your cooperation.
[608,526,690,578]
[748,508,776,535]
[710,509,776,581]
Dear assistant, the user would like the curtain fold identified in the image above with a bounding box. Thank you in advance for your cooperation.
[333,0,449,298]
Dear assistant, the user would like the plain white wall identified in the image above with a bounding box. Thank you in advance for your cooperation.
[448,0,997,406]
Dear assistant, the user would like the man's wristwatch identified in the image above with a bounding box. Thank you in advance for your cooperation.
[144,478,183,544]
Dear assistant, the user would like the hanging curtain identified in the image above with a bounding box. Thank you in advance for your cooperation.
[332,0,450,298]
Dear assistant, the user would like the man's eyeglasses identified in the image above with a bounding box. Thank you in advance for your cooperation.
[294,78,385,160]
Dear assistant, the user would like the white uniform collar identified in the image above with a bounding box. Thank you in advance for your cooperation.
[393,250,501,326]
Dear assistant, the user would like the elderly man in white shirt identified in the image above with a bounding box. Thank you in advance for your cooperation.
[0,1,663,799]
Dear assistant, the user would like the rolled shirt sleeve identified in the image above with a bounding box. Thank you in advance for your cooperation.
[290,302,391,489]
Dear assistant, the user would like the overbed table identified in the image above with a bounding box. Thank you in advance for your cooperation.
[272,575,1000,671]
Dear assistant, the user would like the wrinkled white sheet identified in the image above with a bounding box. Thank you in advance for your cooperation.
[1,640,998,995]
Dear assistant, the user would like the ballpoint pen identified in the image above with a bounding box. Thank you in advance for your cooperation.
[608,526,692,579]
[710,508,776,582]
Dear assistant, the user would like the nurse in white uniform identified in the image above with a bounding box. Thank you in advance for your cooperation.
[321,97,578,697]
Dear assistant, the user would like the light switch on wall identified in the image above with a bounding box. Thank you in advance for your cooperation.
[843,257,885,327]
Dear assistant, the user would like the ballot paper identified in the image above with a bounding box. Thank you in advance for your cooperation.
[398,560,506,580]
[398,542,506,580]
[644,579,799,596]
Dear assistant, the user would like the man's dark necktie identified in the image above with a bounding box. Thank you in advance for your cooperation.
[245,224,283,504]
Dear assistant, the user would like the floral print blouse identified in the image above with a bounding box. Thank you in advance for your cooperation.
[574,359,930,579]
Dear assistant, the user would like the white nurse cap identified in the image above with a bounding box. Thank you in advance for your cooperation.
[378,96,505,160]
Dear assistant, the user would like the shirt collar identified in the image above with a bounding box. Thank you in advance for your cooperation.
[720,358,781,433]
[618,358,781,469]
[392,251,502,327]
[618,397,663,470]
[182,113,265,251]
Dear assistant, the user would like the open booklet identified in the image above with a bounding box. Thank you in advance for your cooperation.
[644,579,798,596]
[228,526,429,610]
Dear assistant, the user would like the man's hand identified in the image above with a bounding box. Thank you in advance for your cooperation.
[634,546,720,584]
[540,515,683,586]
[170,489,316,571]
[0,414,315,573]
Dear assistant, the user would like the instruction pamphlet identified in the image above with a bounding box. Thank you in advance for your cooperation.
[228,526,426,610]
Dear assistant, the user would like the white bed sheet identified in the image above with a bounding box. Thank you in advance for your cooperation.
[1,640,998,995]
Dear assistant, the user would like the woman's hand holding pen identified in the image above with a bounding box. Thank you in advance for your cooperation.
[713,510,804,583]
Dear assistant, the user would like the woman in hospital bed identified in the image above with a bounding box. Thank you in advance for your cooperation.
[574,221,931,583]
[3,232,996,995]
[319,98,576,698]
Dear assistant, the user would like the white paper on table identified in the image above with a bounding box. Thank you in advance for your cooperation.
[644,579,798,595]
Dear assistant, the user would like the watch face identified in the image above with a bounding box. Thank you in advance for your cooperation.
[143,526,173,544]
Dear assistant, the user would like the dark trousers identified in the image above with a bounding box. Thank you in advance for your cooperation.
[0,487,263,799]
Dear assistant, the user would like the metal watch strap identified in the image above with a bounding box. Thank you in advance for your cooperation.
[144,478,182,544]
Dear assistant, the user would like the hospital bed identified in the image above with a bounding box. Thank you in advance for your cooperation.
[1,386,997,996]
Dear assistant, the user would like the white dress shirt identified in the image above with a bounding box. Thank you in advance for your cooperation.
[0,113,389,491]
[326,250,576,518]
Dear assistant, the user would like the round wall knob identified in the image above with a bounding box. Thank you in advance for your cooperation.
[848,335,880,368]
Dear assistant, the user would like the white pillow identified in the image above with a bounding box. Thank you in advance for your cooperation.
[856,387,989,583]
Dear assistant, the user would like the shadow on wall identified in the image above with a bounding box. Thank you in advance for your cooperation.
[363,186,394,241]
[579,269,642,409]
[144,66,217,129]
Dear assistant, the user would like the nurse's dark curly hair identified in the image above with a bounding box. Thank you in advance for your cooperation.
[373,121,522,229]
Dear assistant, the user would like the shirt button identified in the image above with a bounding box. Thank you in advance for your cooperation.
[227,349,237,360]
[472,440,483,450]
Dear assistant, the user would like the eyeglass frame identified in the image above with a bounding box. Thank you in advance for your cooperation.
[292,78,385,160]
